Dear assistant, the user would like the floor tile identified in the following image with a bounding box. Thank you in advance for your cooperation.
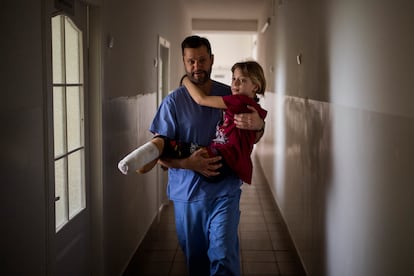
[243,262,280,275]
[242,250,277,262]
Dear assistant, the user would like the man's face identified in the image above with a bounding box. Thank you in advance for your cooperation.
[183,46,214,85]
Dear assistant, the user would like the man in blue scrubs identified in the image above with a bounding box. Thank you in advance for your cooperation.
[150,35,265,275]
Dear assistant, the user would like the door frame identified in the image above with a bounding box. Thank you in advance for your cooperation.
[156,35,171,215]
[45,1,98,275]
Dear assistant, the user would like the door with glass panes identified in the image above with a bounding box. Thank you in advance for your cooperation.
[51,2,89,275]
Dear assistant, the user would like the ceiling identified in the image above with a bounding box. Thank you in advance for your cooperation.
[183,0,268,21]
[183,0,270,32]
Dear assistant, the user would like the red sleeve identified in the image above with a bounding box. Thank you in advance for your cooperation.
[222,95,267,119]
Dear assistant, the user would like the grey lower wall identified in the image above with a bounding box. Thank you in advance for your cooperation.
[255,93,414,275]
[103,94,160,275]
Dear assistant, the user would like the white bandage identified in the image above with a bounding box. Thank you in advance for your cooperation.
[118,141,160,175]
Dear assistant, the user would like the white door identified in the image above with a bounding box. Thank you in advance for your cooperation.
[50,2,90,275]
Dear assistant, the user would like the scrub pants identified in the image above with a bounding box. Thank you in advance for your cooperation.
[173,189,241,276]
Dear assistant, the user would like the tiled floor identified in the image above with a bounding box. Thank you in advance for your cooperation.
[123,163,307,276]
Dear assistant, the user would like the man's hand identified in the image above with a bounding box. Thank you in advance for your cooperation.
[186,148,222,177]
[158,148,222,177]
[234,105,264,131]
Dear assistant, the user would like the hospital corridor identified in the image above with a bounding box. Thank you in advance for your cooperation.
[2,0,414,276]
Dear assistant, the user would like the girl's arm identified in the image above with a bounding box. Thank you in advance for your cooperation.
[182,76,227,109]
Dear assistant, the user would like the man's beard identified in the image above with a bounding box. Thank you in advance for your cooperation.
[187,69,212,85]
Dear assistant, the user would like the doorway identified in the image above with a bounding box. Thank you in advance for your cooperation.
[194,32,258,84]
[50,1,90,275]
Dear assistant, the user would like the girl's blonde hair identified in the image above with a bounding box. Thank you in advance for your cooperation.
[231,61,266,102]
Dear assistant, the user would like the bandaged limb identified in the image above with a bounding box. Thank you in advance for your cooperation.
[118,141,161,175]
[118,135,202,175]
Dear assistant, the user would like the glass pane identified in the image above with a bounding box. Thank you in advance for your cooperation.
[53,87,66,157]
[66,86,84,151]
[55,158,68,230]
[68,150,85,218]
[51,16,64,83]
[65,17,82,84]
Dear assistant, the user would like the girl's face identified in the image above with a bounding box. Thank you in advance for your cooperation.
[231,68,258,98]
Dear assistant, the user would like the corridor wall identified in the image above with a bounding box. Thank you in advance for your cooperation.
[255,0,414,275]
[100,0,190,275]
[1,2,48,275]
[1,0,191,275]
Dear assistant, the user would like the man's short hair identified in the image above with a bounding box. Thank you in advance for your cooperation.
[181,35,212,56]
